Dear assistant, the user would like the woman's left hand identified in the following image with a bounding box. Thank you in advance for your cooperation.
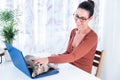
[33,57,49,67]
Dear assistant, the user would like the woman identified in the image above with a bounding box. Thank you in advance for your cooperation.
[34,0,98,73]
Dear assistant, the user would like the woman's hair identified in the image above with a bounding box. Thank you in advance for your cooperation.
[77,0,95,17]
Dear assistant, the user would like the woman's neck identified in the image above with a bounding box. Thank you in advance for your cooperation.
[77,26,91,35]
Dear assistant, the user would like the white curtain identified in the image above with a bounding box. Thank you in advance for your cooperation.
[13,0,77,54]
[100,0,120,80]
[0,0,101,55]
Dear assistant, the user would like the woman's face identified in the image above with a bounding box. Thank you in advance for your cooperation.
[74,8,92,30]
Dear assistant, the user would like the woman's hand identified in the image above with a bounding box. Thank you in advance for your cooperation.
[33,57,49,67]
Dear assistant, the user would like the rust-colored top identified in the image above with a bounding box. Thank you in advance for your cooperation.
[48,28,98,73]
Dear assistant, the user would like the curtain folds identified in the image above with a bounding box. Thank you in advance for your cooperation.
[0,0,100,55]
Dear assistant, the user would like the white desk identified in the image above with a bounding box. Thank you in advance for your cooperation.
[0,62,101,80]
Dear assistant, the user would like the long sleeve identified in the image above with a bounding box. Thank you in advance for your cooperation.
[48,30,98,63]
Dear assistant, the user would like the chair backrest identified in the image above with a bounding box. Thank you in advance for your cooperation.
[93,50,105,77]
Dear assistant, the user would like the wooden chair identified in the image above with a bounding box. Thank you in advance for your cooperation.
[0,48,7,64]
[93,50,105,77]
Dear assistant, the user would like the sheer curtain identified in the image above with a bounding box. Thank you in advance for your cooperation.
[100,0,120,80]
[0,0,101,55]
[13,0,77,54]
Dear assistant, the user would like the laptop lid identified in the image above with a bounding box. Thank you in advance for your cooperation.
[5,43,59,79]
[5,43,32,78]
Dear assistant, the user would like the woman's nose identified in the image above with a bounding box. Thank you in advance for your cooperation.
[76,19,82,25]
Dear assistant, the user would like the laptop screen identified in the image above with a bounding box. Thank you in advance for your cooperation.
[5,43,32,78]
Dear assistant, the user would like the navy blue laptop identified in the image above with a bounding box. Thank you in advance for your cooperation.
[5,43,59,79]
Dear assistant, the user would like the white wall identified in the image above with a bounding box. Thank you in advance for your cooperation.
[101,0,120,80]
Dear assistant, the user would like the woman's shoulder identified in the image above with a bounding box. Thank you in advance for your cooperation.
[71,28,78,33]
[91,30,98,36]
[69,28,77,38]
[88,30,98,39]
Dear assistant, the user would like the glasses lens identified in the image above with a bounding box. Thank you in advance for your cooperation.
[73,13,88,22]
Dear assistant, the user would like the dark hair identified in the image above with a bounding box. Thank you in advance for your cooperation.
[77,0,95,17]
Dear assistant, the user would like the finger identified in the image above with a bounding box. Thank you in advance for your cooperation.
[33,59,40,64]
[34,61,39,64]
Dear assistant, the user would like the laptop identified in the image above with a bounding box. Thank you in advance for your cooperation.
[5,43,59,79]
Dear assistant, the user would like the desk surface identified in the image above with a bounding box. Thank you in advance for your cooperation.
[0,62,101,80]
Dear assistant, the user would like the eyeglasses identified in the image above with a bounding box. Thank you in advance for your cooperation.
[73,13,89,22]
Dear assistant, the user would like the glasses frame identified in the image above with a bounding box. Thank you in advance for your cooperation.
[73,13,89,22]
